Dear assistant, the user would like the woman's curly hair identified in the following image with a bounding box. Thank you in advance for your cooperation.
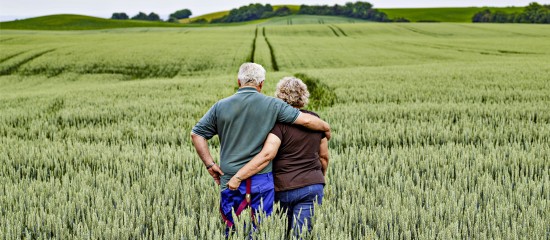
[275,77,310,108]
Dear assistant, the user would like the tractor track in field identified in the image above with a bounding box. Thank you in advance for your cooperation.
[328,26,340,37]
[332,25,348,37]
[0,51,27,64]
[249,27,258,63]
[262,27,279,71]
[0,49,56,75]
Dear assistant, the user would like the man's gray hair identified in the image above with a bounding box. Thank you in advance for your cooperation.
[238,63,266,86]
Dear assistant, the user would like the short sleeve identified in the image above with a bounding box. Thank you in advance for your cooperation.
[191,103,218,139]
[270,123,284,141]
[275,99,300,124]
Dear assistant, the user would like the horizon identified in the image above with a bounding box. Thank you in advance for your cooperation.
[1,0,548,22]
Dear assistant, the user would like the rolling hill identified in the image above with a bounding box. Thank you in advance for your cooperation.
[180,5,300,23]
[184,6,526,24]
[380,7,524,22]
[0,14,183,30]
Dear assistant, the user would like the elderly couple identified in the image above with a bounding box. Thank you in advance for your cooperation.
[191,62,331,236]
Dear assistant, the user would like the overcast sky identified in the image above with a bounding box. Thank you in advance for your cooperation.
[1,0,547,21]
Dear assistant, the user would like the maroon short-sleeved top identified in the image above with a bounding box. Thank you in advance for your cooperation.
[270,110,326,192]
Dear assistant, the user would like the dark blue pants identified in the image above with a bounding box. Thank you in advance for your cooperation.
[220,172,274,234]
[275,184,324,237]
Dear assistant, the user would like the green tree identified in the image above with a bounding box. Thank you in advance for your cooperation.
[169,9,192,19]
[472,2,550,23]
[131,12,149,21]
[148,12,161,21]
[111,12,129,20]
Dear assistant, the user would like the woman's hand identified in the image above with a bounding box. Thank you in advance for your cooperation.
[227,176,242,190]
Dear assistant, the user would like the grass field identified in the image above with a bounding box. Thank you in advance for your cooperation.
[380,7,525,22]
[1,23,549,239]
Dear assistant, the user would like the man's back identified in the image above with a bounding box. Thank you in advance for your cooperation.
[192,87,299,188]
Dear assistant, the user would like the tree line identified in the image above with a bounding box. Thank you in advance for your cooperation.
[210,4,291,23]
[109,2,550,24]
[298,2,388,22]
[111,9,192,22]
[473,2,550,23]
[210,1,390,23]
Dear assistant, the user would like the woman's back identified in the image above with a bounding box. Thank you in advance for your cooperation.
[271,110,325,192]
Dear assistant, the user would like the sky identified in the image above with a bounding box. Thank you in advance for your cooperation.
[1,0,548,21]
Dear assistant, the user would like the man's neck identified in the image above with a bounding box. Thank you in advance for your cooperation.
[239,85,261,92]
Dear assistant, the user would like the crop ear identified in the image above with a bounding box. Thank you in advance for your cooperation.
[237,79,241,87]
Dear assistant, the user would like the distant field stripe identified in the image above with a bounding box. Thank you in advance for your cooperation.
[262,27,279,71]
[0,37,17,43]
[328,26,340,37]
[332,25,348,36]
[497,50,536,55]
[0,49,55,75]
[397,25,452,37]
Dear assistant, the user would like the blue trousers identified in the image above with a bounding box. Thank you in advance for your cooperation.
[275,184,324,237]
[220,172,274,230]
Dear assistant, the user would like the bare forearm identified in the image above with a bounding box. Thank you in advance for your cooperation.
[294,113,331,140]
[320,157,329,176]
[294,113,330,132]
[300,114,330,132]
[191,133,215,166]
[235,154,272,179]
[191,132,224,185]
[319,138,329,176]
[234,134,280,180]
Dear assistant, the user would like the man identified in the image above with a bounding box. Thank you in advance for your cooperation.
[190,63,330,231]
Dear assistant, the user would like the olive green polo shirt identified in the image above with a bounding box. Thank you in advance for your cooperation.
[192,87,300,189]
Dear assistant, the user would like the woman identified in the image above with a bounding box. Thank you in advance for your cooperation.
[227,77,329,237]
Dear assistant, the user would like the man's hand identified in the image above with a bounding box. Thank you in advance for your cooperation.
[207,164,224,185]
[227,176,241,190]
[324,130,331,141]
[191,133,226,185]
